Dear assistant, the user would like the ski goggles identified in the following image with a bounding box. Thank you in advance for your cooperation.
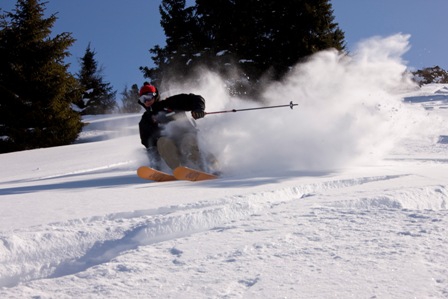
[140,93,156,103]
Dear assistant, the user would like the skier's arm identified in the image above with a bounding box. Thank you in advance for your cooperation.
[156,94,205,113]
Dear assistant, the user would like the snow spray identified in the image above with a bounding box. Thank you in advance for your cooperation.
[164,34,431,175]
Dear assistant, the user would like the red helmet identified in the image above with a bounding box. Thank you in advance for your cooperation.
[139,83,157,96]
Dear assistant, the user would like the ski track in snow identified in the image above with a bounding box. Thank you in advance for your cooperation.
[1,173,447,293]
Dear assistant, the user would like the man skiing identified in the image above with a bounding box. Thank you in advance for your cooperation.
[137,82,209,171]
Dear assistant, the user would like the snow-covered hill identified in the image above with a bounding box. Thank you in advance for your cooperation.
[1,35,448,298]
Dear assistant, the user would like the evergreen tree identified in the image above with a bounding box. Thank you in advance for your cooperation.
[0,0,83,153]
[120,84,141,113]
[413,66,448,85]
[143,0,345,96]
[141,0,199,86]
[76,44,117,115]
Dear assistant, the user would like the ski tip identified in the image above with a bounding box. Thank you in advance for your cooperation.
[173,166,218,181]
[137,166,176,182]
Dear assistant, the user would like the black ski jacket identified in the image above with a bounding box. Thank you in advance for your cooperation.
[138,93,205,148]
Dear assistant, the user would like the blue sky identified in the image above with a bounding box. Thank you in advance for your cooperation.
[1,0,447,96]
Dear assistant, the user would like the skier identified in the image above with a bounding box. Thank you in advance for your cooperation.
[137,82,212,171]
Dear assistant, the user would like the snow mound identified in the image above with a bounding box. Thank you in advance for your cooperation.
[327,185,448,210]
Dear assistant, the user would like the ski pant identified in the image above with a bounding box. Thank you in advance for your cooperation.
[157,133,201,170]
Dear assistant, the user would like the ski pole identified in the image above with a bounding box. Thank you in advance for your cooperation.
[205,101,298,115]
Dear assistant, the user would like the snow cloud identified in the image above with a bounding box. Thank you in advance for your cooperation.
[165,34,429,176]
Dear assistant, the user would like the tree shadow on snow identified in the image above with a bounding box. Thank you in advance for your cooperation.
[1,169,332,195]
[0,174,144,195]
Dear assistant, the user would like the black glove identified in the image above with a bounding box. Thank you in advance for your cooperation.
[191,110,205,119]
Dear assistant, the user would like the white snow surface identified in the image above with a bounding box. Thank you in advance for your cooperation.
[1,35,448,298]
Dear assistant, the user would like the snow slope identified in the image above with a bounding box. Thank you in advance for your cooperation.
[1,35,448,298]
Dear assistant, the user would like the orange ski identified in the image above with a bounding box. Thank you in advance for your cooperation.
[173,166,218,181]
[137,166,176,182]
